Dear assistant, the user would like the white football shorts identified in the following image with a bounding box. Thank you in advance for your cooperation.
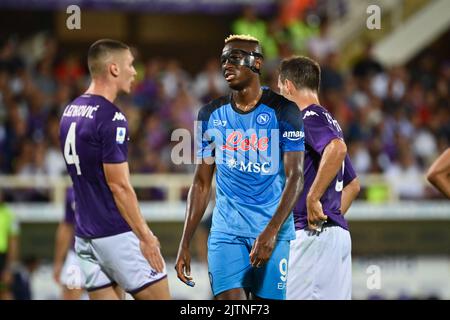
[75,231,167,294]
[287,225,352,300]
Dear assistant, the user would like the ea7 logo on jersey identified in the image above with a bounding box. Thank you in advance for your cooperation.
[283,131,304,141]
[213,119,227,127]
[303,110,318,119]
[112,112,126,121]
[116,127,126,144]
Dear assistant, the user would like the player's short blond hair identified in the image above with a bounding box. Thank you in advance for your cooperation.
[224,34,260,45]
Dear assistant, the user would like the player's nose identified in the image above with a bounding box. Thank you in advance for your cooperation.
[223,64,237,76]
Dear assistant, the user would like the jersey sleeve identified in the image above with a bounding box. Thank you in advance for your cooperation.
[303,108,342,154]
[343,154,357,187]
[278,102,305,152]
[97,107,129,163]
[64,188,76,225]
[196,105,215,159]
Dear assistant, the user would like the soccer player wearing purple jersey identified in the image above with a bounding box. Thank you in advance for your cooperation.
[59,39,170,300]
[278,56,360,299]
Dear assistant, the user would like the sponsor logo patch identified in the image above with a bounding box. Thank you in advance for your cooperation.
[282,131,304,141]
[116,127,126,144]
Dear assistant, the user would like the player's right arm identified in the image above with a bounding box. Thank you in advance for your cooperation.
[175,103,216,286]
[175,162,215,286]
[426,148,450,198]
[53,221,74,284]
[304,108,348,229]
[307,138,347,228]
[104,162,164,273]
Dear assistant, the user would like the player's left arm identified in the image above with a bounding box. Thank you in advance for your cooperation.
[250,151,304,268]
[250,101,305,268]
[426,148,450,198]
[341,178,360,215]
[340,155,360,215]
[100,110,164,273]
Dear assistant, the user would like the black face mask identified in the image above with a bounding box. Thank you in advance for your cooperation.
[221,49,263,74]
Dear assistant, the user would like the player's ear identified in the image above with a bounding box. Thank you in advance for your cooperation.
[286,79,295,95]
[254,57,262,72]
[109,62,120,77]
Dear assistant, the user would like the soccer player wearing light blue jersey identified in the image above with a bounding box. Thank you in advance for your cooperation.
[175,35,305,300]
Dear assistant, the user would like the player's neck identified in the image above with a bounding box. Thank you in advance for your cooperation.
[232,82,262,112]
[293,90,320,111]
[85,80,118,104]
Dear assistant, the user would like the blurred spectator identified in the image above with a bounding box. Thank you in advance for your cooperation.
[0,36,25,77]
[231,6,284,63]
[353,42,384,80]
[278,0,316,27]
[11,255,39,300]
[321,52,344,92]
[54,54,85,86]
[307,16,337,63]
[232,6,268,52]
[193,58,228,103]
[0,190,20,300]
[44,115,66,177]
[161,59,190,99]
[384,147,426,199]
[278,0,319,55]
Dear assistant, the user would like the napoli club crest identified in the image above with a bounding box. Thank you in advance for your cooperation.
[256,112,270,125]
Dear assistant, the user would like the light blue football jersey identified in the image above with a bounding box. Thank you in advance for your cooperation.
[197,88,305,240]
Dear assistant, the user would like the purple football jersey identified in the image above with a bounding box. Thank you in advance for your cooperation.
[59,94,132,238]
[294,104,357,230]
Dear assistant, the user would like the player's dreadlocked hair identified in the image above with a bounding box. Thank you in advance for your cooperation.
[224,34,260,45]
[224,34,263,57]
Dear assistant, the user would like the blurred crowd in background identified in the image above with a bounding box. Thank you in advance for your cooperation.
[0,0,449,203]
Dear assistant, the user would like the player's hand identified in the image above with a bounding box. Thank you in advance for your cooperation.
[140,234,165,274]
[53,263,63,284]
[307,198,328,231]
[175,246,195,287]
[250,226,277,268]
